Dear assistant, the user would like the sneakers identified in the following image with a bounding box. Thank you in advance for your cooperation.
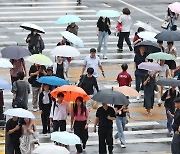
[103,56,107,59]
[33,108,38,112]
[121,144,126,148]
[158,99,162,107]
[136,96,140,100]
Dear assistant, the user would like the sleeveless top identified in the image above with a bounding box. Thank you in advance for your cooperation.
[56,62,64,79]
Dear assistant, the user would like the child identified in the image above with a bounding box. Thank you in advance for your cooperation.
[39,84,52,134]
[117,63,132,87]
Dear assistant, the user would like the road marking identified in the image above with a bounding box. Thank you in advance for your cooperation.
[0,2,78,5]
[102,3,111,8]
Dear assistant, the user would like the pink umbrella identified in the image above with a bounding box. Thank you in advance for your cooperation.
[168,2,180,14]
[138,62,162,71]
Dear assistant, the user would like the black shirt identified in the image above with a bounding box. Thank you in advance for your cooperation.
[96,106,116,129]
[114,105,126,117]
[172,109,180,132]
[97,17,111,32]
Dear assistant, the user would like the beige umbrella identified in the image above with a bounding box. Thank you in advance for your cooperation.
[114,86,140,97]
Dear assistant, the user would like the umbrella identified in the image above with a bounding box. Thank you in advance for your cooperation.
[20,23,45,34]
[0,58,13,68]
[55,15,81,25]
[37,76,69,86]
[1,46,31,60]
[4,108,35,119]
[155,31,180,42]
[51,45,80,57]
[114,86,140,97]
[156,78,180,87]
[60,31,84,47]
[51,85,90,102]
[134,41,161,55]
[138,31,157,42]
[0,78,12,90]
[138,62,162,71]
[134,21,159,33]
[51,131,81,145]
[146,52,175,60]
[33,144,70,154]
[168,2,180,14]
[25,54,53,66]
[92,89,130,105]
[96,10,121,17]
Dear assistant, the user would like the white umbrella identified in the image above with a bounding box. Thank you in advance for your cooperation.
[0,58,13,68]
[51,45,80,57]
[33,144,70,154]
[96,10,121,17]
[20,23,45,34]
[4,108,35,119]
[60,31,84,47]
[138,31,157,42]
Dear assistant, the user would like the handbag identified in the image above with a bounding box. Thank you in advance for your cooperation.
[116,22,122,32]
[77,75,86,87]
[107,29,111,35]
[161,21,170,29]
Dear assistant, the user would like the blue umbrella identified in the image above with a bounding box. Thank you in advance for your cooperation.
[37,76,69,86]
[0,78,12,90]
[55,15,81,24]
[96,10,121,17]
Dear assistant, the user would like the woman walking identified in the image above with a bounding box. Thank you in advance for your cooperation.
[71,97,89,154]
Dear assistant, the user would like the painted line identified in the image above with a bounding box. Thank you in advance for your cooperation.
[0,2,78,5]
[0,36,8,39]
[102,3,111,8]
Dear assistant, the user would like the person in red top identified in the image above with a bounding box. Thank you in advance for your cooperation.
[117,63,132,87]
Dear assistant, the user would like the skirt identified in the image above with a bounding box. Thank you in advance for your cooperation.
[165,60,176,70]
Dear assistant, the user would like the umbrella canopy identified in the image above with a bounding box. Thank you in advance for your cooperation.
[168,2,180,14]
[155,31,180,42]
[138,31,157,42]
[134,41,161,55]
[138,62,162,71]
[1,46,31,60]
[4,108,35,119]
[25,54,53,66]
[51,45,80,57]
[55,15,81,24]
[96,10,121,17]
[146,52,175,60]
[114,86,140,97]
[51,131,81,145]
[20,23,45,34]
[60,31,84,47]
[0,78,12,90]
[37,76,69,86]
[0,58,13,68]
[156,78,180,87]
[92,89,130,105]
[51,85,90,102]
[33,144,70,154]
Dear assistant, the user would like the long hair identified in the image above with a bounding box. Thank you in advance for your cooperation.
[73,96,86,116]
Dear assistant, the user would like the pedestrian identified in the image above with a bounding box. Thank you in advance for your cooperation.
[66,22,79,36]
[94,103,116,154]
[134,46,148,99]
[29,64,47,112]
[167,97,180,154]
[133,27,144,46]
[57,37,70,46]
[117,63,132,87]
[10,58,27,84]
[0,89,5,135]
[161,86,179,137]
[117,8,133,52]
[50,92,70,132]
[157,40,165,52]
[39,84,52,134]
[165,41,177,77]
[71,96,89,153]
[143,71,157,115]
[5,116,22,154]
[81,48,104,78]
[12,71,30,109]
[46,67,54,76]
[53,56,67,80]
[26,30,45,54]
[114,105,129,148]
[96,16,111,59]
[77,0,81,5]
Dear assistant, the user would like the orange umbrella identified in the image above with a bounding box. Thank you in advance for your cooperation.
[51,85,90,102]
[114,86,140,97]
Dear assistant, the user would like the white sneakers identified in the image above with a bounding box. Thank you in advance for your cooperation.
[121,144,126,148]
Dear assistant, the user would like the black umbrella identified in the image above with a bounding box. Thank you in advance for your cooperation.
[92,89,130,105]
[155,31,180,42]
[156,78,180,87]
[134,41,161,55]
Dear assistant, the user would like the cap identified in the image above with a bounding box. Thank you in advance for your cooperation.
[174,97,180,103]
[90,48,96,53]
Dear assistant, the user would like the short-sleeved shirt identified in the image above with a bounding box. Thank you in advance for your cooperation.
[118,14,132,32]
[10,59,25,77]
[159,64,169,78]
[117,71,132,87]
[165,47,177,57]
[71,107,88,121]
[172,109,180,132]
[114,105,126,117]
[96,106,116,129]
[84,55,101,78]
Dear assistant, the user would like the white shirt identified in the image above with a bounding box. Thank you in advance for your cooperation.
[50,101,70,121]
[42,91,50,104]
[84,55,101,78]
[165,46,177,57]
[118,14,132,32]
[159,64,169,78]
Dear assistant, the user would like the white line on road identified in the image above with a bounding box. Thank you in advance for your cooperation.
[0,2,78,5]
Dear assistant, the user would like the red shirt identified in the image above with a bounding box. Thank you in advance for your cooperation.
[117,71,132,87]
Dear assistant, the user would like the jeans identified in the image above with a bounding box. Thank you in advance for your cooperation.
[117,32,131,50]
[32,87,41,109]
[114,116,126,145]
[97,31,109,57]
[171,134,180,154]
[165,108,174,133]
[135,75,145,92]
[53,120,66,132]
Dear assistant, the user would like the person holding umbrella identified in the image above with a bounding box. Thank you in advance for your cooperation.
[66,22,79,36]
[133,27,144,46]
